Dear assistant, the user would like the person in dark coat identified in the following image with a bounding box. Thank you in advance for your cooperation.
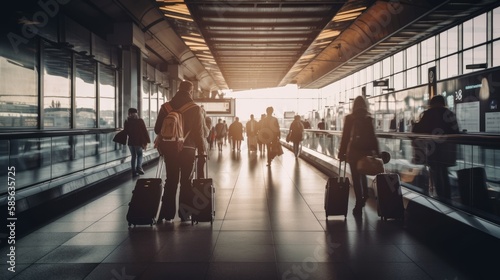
[412,95,459,199]
[228,117,244,152]
[288,115,304,158]
[154,80,206,222]
[338,96,380,215]
[124,108,151,176]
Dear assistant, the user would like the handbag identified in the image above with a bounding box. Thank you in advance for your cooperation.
[112,130,127,145]
[356,155,384,175]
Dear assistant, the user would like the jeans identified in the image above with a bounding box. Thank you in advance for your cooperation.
[128,146,144,172]
[348,160,369,206]
[292,140,301,157]
[159,144,196,220]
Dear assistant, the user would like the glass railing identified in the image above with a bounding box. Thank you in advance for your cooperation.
[281,128,500,225]
[0,129,157,196]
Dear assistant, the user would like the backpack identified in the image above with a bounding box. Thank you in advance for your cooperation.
[160,101,197,152]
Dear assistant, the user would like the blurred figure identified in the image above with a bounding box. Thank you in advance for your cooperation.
[223,120,229,145]
[215,118,226,152]
[288,115,304,158]
[124,108,151,177]
[412,95,459,199]
[206,117,216,150]
[317,118,326,130]
[261,106,281,166]
[338,96,379,216]
[228,117,244,152]
[246,114,259,152]
[257,113,267,153]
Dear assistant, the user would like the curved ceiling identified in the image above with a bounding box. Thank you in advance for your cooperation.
[64,0,500,93]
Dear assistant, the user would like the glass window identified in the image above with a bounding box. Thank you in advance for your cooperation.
[421,36,436,63]
[43,41,72,128]
[473,13,487,46]
[440,26,458,56]
[373,61,381,80]
[75,55,96,128]
[142,80,151,127]
[463,18,474,50]
[493,40,500,67]
[0,33,38,128]
[464,45,487,74]
[382,57,391,77]
[394,51,403,73]
[494,7,500,39]
[150,84,159,127]
[406,45,418,68]
[99,66,116,128]
[394,72,403,90]
[406,68,418,88]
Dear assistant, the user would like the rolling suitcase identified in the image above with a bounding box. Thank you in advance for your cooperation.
[191,154,215,225]
[325,161,350,219]
[375,173,404,220]
[457,167,491,212]
[126,157,164,227]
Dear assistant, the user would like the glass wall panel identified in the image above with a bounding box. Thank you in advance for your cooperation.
[150,84,159,127]
[99,66,116,128]
[407,45,418,68]
[142,80,151,127]
[43,41,72,128]
[494,7,500,39]
[75,55,96,128]
[0,34,38,128]
[51,135,84,178]
[473,14,487,46]
[382,57,391,77]
[373,61,381,81]
[421,36,436,64]
[494,41,500,67]
[407,68,418,88]
[394,51,404,73]
[463,45,487,74]
[463,18,474,50]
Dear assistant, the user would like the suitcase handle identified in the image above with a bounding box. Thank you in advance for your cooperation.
[339,160,347,178]
[156,155,165,179]
[195,154,209,179]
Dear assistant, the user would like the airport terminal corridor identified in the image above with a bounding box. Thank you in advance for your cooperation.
[2,143,496,280]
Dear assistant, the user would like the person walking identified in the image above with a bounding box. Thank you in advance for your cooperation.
[261,106,281,166]
[412,95,459,199]
[288,115,304,158]
[257,113,267,153]
[124,108,151,177]
[154,80,206,222]
[228,117,244,152]
[338,95,380,216]
[245,114,259,152]
[214,118,226,152]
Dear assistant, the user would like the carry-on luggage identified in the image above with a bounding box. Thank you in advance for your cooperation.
[457,167,491,212]
[325,161,350,219]
[191,154,215,225]
[126,157,164,227]
[375,173,404,220]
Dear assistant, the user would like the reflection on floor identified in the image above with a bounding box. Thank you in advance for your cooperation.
[1,143,498,279]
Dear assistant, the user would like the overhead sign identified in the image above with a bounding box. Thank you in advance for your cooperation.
[373,79,389,87]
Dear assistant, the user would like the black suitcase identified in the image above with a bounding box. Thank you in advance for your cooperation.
[375,173,404,220]
[191,155,215,225]
[325,161,350,219]
[457,167,491,212]
[126,157,164,227]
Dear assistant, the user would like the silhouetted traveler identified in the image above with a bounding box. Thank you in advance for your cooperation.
[261,106,281,166]
[338,96,380,216]
[317,118,326,130]
[288,115,304,158]
[412,95,459,199]
[215,118,226,152]
[246,114,259,152]
[124,108,150,177]
[155,80,206,222]
[228,117,244,152]
[257,114,267,153]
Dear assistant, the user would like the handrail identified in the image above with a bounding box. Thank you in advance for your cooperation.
[0,128,121,140]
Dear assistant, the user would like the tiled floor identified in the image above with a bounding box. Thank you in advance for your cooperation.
[1,143,498,279]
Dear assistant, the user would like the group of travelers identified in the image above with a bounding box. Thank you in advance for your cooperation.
[120,80,460,220]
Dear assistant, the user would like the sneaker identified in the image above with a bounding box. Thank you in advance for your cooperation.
[137,168,145,175]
